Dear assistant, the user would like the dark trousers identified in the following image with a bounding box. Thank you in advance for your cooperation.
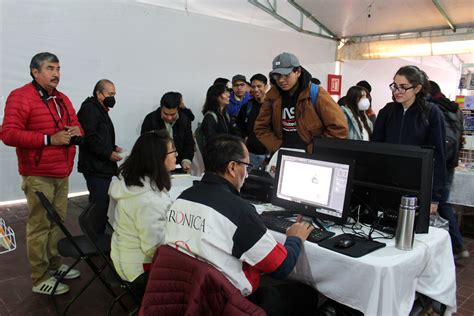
[248,276,319,316]
[84,174,112,233]
[437,168,464,247]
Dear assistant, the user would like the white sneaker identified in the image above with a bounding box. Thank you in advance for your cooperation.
[32,276,70,295]
[49,264,81,280]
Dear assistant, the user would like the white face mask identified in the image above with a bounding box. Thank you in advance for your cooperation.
[358,98,370,111]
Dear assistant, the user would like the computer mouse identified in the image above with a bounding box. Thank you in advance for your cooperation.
[335,238,355,249]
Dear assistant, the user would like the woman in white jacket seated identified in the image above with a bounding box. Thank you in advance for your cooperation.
[110,129,176,282]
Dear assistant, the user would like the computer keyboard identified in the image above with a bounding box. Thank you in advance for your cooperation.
[260,213,335,244]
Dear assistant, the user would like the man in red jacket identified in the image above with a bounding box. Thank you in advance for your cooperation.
[2,52,83,295]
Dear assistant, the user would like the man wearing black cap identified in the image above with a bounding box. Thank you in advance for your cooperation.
[255,52,348,154]
[228,74,252,119]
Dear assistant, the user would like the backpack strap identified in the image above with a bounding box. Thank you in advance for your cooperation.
[310,82,319,108]
[204,111,218,123]
[421,102,433,129]
[310,83,325,130]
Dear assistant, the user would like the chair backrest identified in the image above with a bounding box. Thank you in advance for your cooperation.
[140,245,266,316]
[79,204,125,282]
[78,203,114,262]
[78,203,103,243]
[35,191,86,257]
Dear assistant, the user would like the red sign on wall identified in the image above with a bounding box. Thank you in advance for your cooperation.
[327,74,342,96]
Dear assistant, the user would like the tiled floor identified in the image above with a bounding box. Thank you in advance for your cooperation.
[0,196,132,316]
[0,196,473,315]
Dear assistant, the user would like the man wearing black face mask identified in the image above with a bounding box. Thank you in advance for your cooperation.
[77,79,122,233]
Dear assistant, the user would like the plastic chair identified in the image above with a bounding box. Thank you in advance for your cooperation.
[78,202,141,315]
[35,191,121,315]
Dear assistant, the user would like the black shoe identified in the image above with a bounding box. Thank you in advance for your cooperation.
[453,244,470,260]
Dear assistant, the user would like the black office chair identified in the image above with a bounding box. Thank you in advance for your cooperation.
[35,191,121,315]
[78,202,141,316]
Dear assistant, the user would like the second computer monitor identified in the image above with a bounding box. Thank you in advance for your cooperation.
[272,150,354,225]
[313,138,434,233]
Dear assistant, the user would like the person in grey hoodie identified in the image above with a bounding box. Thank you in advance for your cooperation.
[109,130,177,282]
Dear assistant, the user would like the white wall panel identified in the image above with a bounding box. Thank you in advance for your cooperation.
[0,0,337,201]
[341,57,461,113]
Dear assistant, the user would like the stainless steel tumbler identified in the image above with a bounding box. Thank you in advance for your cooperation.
[395,196,417,251]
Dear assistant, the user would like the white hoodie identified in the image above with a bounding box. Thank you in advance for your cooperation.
[109,176,172,282]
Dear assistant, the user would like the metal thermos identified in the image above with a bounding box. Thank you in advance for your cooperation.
[395,196,417,251]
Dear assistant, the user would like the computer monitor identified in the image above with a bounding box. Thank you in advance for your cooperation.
[271,150,354,225]
[313,138,434,233]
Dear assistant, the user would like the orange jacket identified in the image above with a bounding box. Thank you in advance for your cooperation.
[255,83,348,153]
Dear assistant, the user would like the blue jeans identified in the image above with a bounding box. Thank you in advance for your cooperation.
[83,174,112,233]
[249,153,266,170]
[437,168,464,247]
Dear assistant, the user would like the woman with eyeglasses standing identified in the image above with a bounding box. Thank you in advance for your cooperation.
[109,129,177,285]
[341,86,373,140]
[372,65,446,214]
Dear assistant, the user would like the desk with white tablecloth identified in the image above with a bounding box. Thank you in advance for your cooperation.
[267,224,456,316]
[148,175,458,316]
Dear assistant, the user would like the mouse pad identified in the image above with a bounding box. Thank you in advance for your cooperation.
[318,233,386,258]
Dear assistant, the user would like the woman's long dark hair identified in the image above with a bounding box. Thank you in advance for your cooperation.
[394,65,430,111]
[118,129,172,191]
[345,85,372,137]
[202,83,227,115]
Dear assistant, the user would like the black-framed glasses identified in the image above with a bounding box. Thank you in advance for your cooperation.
[167,149,178,156]
[232,160,254,172]
[389,83,414,93]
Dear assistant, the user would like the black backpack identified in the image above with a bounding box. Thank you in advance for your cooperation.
[438,103,463,168]
[194,111,218,153]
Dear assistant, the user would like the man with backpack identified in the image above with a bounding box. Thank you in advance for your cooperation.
[428,80,469,260]
[255,52,348,154]
[236,73,269,170]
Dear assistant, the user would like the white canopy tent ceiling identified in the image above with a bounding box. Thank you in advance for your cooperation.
[292,0,473,39]
[140,0,473,71]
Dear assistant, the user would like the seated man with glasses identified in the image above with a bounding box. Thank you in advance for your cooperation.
[255,52,348,154]
[164,134,319,315]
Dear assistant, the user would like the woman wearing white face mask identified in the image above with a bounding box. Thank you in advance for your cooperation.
[340,86,373,140]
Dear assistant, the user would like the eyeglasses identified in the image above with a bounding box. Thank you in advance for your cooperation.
[232,160,254,172]
[389,83,414,93]
[167,149,178,156]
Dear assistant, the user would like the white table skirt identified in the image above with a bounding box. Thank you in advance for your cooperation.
[270,227,457,316]
[448,169,474,207]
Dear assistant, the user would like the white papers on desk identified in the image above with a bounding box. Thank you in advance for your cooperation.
[252,203,285,214]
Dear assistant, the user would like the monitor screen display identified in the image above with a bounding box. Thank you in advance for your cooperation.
[272,150,354,224]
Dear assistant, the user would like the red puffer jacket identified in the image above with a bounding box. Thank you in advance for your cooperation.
[2,82,81,177]
[140,245,266,316]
